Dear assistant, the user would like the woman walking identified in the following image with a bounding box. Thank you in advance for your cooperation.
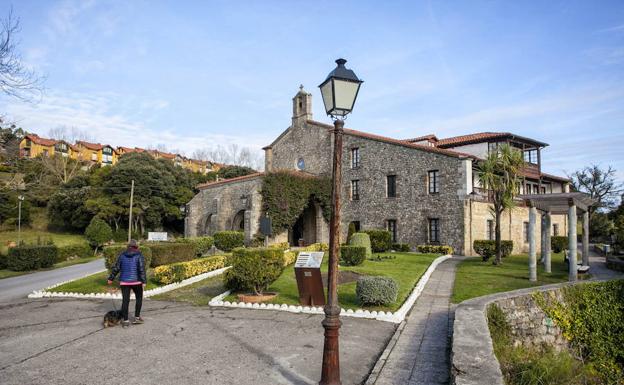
[107,239,146,327]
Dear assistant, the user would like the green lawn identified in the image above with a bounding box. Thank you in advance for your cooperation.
[151,275,225,305]
[225,252,440,312]
[451,253,571,303]
[0,229,87,254]
[49,271,161,294]
[0,255,101,280]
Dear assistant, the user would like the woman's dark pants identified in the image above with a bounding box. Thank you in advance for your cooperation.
[120,284,143,321]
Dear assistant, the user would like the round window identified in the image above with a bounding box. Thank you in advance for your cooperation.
[297,158,305,170]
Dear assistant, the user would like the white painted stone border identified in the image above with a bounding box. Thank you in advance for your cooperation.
[209,254,452,324]
[27,266,231,300]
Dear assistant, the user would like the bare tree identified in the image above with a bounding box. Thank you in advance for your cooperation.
[201,144,263,170]
[38,154,85,185]
[568,165,624,216]
[0,8,44,101]
[48,126,93,143]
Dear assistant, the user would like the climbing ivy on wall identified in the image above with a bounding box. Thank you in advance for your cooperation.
[261,171,332,234]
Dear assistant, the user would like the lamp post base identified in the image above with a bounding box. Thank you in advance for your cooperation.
[320,305,342,385]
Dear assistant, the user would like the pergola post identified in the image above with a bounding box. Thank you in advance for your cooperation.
[582,210,590,267]
[568,202,577,282]
[540,214,546,263]
[544,211,552,273]
[529,205,537,282]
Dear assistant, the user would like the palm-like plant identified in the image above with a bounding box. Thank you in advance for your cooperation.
[478,144,525,265]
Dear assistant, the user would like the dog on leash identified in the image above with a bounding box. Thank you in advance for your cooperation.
[103,310,123,328]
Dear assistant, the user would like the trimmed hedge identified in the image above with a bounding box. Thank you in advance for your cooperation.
[180,236,214,256]
[283,250,297,266]
[103,245,152,271]
[153,255,227,285]
[0,254,6,269]
[224,247,285,295]
[149,242,198,267]
[473,240,513,261]
[551,236,568,253]
[392,243,410,252]
[300,243,329,252]
[349,232,372,258]
[56,243,93,263]
[6,245,57,271]
[214,231,244,251]
[417,244,454,255]
[269,242,290,250]
[361,229,392,252]
[340,245,366,266]
[356,276,398,306]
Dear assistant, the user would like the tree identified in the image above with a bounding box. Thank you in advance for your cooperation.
[47,185,92,231]
[0,118,25,165]
[568,165,623,217]
[478,144,525,265]
[0,188,30,227]
[84,217,112,255]
[37,154,85,185]
[218,165,257,180]
[0,9,43,101]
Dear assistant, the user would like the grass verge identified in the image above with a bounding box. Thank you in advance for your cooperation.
[151,275,225,305]
[0,255,101,280]
[49,271,160,293]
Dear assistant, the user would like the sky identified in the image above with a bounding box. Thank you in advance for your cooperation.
[1,0,624,178]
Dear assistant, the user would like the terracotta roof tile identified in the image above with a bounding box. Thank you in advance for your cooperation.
[197,172,263,190]
[25,134,57,147]
[436,132,548,148]
[76,141,103,151]
[404,134,438,143]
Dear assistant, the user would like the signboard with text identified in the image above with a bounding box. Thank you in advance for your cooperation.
[294,252,325,306]
[147,232,168,241]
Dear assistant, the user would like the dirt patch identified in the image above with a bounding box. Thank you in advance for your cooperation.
[321,270,362,286]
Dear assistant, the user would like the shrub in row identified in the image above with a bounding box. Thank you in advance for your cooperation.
[300,243,329,252]
[214,231,245,251]
[551,236,568,253]
[103,245,153,271]
[473,240,512,261]
[340,245,366,266]
[349,233,372,258]
[149,242,198,267]
[417,244,454,255]
[283,250,297,266]
[6,245,57,271]
[153,255,227,285]
[268,242,290,250]
[356,276,398,306]
[392,243,410,252]
[179,236,214,256]
[361,229,392,252]
[56,243,93,263]
[224,247,285,295]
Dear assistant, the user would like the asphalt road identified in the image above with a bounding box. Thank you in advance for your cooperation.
[0,259,105,303]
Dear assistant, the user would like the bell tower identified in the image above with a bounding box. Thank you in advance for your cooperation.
[292,85,313,124]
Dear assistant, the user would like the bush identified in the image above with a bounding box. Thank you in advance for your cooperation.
[392,243,410,252]
[349,232,372,258]
[361,229,392,252]
[149,242,198,267]
[224,247,285,295]
[112,228,141,243]
[153,255,227,285]
[56,243,93,263]
[214,231,245,251]
[347,222,356,242]
[356,276,398,306]
[417,244,454,255]
[180,236,214,256]
[84,218,113,254]
[551,236,568,253]
[6,245,57,271]
[300,243,329,252]
[0,253,6,269]
[340,245,366,266]
[473,240,512,261]
[283,250,297,266]
[103,245,152,271]
[269,242,290,250]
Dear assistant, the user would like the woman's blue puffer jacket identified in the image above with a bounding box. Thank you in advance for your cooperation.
[108,248,146,283]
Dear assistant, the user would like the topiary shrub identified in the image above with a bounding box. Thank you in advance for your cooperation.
[551,236,568,253]
[340,245,366,266]
[361,229,392,252]
[417,244,454,255]
[179,236,214,256]
[224,247,285,295]
[301,243,329,252]
[148,242,198,267]
[214,231,245,251]
[473,240,512,261]
[153,255,227,284]
[103,245,152,271]
[500,240,513,258]
[56,243,93,263]
[392,243,410,252]
[6,245,58,271]
[349,232,372,258]
[347,222,357,242]
[356,276,398,306]
[84,217,113,254]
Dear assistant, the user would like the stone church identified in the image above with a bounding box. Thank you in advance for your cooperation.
[185,87,571,255]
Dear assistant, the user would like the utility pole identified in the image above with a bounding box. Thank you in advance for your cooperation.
[128,180,134,243]
[17,195,24,245]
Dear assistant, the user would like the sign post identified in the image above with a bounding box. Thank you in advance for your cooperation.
[294,251,325,306]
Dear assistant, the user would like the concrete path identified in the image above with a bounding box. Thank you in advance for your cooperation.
[370,257,462,385]
[0,259,105,303]
[0,298,394,385]
[586,247,624,280]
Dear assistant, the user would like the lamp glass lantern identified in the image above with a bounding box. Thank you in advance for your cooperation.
[319,58,363,118]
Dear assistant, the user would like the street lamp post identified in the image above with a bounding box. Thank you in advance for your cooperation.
[17,195,24,245]
[318,58,363,385]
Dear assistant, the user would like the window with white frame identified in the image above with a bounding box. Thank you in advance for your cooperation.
[351,180,360,201]
[351,148,360,169]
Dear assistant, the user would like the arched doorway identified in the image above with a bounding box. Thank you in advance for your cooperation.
[232,210,245,231]
[290,203,317,246]
[198,214,214,236]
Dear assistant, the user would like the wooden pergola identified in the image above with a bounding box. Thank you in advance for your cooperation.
[520,192,596,282]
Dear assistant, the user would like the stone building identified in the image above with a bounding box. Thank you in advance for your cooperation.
[185,87,570,255]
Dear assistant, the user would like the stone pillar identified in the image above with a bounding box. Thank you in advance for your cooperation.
[540,214,546,263]
[568,203,577,282]
[529,206,537,282]
[544,211,552,273]
[582,210,590,267]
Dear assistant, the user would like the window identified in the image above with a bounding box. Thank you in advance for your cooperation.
[387,220,397,242]
[351,180,360,201]
[523,149,538,164]
[387,175,397,198]
[91,152,97,161]
[553,223,559,236]
[428,218,440,243]
[533,184,539,194]
[488,142,499,153]
[350,221,361,232]
[523,222,529,243]
[351,148,360,169]
[487,219,494,241]
[428,170,439,194]
[541,186,546,194]
[42,149,49,157]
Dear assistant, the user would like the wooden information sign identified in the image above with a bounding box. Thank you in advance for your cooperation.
[294,252,325,306]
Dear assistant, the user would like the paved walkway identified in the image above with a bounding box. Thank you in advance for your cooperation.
[371,257,462,385]
[587,247,623,280]
[0,259,105,303]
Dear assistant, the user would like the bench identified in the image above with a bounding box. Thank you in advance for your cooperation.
[564,250,591,274]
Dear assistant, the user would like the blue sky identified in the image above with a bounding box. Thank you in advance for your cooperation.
[2,0,624,178]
